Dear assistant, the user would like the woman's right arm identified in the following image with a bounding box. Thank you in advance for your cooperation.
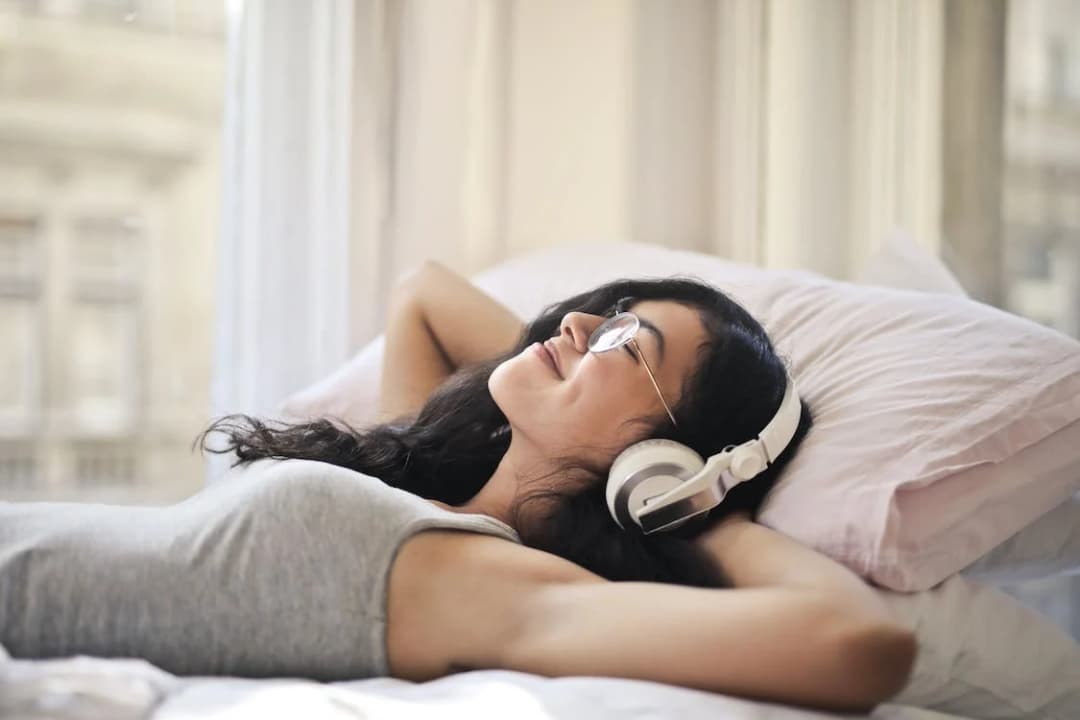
[518,516,915,712]
[506,576,915,714]
[399,523,916,714]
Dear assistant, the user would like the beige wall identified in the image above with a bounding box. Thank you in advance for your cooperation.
[504,0,634,255]
[360,0,946,350]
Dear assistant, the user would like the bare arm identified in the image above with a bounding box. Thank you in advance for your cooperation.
[506,515,916,713]
[378,261,525,421]
[694,510,896,621]
[512,580,915,714]
[392,520,916,714]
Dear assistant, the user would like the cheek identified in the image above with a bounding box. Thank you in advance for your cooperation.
[489,356,589,441]
[490,354,646,446]
[488,354,560,418]
[591,384,633,417]
[562,366,643,431]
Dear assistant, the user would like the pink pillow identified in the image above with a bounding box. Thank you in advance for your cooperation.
[280,242,1080,591]
[856,230,1080,588]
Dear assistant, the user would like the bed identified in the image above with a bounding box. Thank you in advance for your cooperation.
[0,645,978,720]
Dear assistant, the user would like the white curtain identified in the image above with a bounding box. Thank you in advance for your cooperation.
[210,0,355,480]
[346,0,944,344]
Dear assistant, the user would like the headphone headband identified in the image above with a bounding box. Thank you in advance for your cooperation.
[735,374,801,477]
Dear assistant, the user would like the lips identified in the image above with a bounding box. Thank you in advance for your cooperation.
[534,340,562,378]
[543,340,563,378]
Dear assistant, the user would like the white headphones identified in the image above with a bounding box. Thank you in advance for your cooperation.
[605,374,802,534]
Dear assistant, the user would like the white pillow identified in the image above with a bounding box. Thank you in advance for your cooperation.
[878,572,1080,719]
[280,241,1080,592]
[857,228,969,297]
[958,491,1080,584]
[279,336,387,429]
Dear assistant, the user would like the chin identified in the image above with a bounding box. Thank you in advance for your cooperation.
[490,357,561,430]
[492,353,540,393]
[487,366,519,418]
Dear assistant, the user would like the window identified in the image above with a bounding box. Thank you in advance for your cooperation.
[947,0,1080,643]
[1001,0,1080,338]
[0,217,43,438]
[0,439,37,490]
[0,0,224,502]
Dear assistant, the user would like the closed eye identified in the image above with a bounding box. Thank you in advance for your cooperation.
[624,344,638,363]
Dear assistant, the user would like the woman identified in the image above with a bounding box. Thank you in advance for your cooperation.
[0,262,916,714]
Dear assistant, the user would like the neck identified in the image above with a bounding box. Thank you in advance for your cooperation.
[453,425,567,529]
[453,445,522,527]
[440,429,596,530]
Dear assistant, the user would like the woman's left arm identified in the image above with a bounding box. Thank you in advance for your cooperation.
[397,260,525,369]
[379,261,524,421]
[390,529,916,714]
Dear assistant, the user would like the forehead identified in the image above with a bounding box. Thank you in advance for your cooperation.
[626,299,708,364]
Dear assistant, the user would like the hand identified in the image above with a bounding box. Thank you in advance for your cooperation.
[717,508,753,523]
[692,510,900,626]
[695,507,756,557]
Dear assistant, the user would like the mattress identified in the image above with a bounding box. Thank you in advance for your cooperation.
[0,644,975,720]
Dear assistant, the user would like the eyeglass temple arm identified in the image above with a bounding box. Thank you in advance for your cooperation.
[631,338,678,427]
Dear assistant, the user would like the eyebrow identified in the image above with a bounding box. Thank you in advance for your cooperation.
[636,316,665,366]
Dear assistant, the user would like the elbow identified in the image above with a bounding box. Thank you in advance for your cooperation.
[836,621,919,713]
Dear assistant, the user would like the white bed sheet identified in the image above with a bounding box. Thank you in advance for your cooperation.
[0,650,975,720]
[162,672,978,720]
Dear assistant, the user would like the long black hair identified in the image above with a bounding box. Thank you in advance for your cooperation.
[195,276,813,589]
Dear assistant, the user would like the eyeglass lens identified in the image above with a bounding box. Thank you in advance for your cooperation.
[589,313,638,352]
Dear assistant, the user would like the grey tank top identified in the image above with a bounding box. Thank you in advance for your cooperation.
[0,457,521,680]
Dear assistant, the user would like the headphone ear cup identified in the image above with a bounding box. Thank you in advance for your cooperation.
[606,439,705,530]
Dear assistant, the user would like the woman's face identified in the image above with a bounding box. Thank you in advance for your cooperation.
[489,299,710,463]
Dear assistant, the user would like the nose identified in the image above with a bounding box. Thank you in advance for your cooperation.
[557,311,603,353]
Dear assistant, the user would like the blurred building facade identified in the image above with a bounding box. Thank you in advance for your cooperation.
[997,0,1080,644]
[935,0,1080,642]
[1002,0,1080,337]
[0,0,223,502]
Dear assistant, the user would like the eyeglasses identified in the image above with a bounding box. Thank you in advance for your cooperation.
[588,309,679,428]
